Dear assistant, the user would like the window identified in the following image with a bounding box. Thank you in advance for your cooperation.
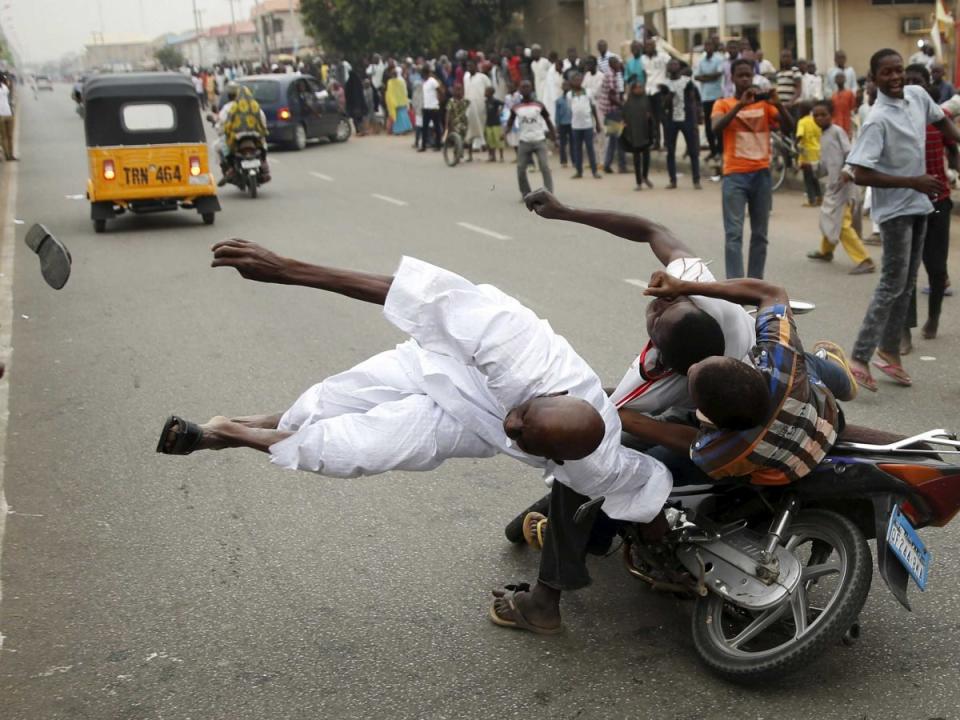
[121,103,175,131]
[240,80,281,104]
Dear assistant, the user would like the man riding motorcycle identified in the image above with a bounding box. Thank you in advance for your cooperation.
[212,83,271,186]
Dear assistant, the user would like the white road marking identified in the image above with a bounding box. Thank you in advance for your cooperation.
[371,193,408,207]
[64,194,84,200]
[920,356,937,361]
[623,278,648,289]
[456,222,510,240]
[309,171,334,181]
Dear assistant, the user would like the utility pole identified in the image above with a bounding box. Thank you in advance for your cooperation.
[288,0,298,57]
[228,0,238,62]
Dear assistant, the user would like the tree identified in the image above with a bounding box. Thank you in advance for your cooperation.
[154,45,186,71]
[300,0,522,58]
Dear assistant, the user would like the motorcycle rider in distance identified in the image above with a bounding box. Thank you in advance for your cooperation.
[210,83,271,187]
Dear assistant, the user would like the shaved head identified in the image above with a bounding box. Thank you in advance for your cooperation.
[503,395,606,462]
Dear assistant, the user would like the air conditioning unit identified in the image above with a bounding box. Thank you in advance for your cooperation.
[902,17,930,35]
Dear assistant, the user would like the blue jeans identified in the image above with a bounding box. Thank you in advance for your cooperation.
[571,127,597,175]
[603,126,626,171]
[557,124,573,165]
[722,169,772,279]
[664,117,700,184]
[805,351,852,401]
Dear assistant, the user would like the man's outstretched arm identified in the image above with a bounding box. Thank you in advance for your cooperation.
[644,271,788,310]
[523,189,694,266]
[211,239,393,305]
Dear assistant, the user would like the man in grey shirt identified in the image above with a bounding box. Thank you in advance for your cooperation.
[845,48,960,391]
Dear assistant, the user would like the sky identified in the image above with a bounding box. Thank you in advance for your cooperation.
[3,0,260,64]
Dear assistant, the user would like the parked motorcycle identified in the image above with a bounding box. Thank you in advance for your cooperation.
[508,422,960,681]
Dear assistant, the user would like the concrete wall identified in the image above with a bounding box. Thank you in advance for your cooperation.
[836,0,931,79]
[525,0,587,54]
[585,0,633,57]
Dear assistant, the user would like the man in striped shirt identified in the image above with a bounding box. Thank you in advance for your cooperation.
[642,272,849,485]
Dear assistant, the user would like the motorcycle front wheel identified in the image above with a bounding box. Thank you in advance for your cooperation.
[691,509,872,682]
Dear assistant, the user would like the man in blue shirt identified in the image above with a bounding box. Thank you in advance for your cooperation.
[625,40,645,86]
[846,48,960,391]
[695,37,724,160]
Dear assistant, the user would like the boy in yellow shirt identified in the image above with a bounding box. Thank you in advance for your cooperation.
[795,101,823,207]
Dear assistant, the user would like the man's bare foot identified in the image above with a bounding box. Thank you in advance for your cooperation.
[229,413,283,430]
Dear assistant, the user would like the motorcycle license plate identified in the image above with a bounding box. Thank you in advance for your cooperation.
[240,159,261,169]
[886,505,930,591]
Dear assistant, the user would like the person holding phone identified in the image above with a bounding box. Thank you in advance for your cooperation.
[711,58,793,279]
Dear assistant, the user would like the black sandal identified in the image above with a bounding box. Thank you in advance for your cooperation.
[156,415,204,455]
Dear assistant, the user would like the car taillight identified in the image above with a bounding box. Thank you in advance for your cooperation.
[189,156,201,176]
[278,106,291,121]
[103,159,115,180]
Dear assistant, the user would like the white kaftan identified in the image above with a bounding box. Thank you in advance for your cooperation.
[540,65,563,123]
[464,71,491,142]
[270,257,672,523]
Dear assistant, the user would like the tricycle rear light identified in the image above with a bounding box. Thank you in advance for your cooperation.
[189,156,201,176]
[102,159,115,180]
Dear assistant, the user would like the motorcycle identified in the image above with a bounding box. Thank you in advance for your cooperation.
[508,427,960,681]
[224,132,268,199]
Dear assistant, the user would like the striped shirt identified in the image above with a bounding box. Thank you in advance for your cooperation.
[925,123,953,204]
[691,305,839,485]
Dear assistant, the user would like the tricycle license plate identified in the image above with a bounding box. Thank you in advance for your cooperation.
[886,505,930,590]
[240,159,261,169]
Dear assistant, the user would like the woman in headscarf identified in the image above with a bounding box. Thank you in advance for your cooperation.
[344,64,368,135]
[223,85,270,182]
[385,67,412,135]
[619,80,655,190]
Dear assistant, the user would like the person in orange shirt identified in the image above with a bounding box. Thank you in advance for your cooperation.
[831,73,856,137]
[711,59,793,278]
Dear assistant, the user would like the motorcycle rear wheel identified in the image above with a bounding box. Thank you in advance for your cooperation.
[691,509,872,682]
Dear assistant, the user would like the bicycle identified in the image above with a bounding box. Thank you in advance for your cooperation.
[770,129,800,192]
[443,132,464,167]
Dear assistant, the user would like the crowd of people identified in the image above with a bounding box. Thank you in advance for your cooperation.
[170,39,955,399]
[332,39,954,391]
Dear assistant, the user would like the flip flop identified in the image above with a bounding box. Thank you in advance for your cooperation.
[156,415,205,454]
[521,512,547,550]
[489,583,562,635]
[25,223,72,290]
[813,341,858,402]
[872,360,912,387]
[850,366,878,393]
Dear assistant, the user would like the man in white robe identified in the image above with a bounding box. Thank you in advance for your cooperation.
[463,60,491,147]
[158,240,672,628]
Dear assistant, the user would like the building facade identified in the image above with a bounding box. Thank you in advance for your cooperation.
[84,34,155,72]
[530,0,951,82]
[252,0,315,60]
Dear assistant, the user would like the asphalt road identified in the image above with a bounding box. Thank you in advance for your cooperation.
[1,87,959,720]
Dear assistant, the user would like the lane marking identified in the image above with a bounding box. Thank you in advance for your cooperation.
[371,193,408,207]
[624,278,648,289]
[309,171,334,181]
[456,222,510,240]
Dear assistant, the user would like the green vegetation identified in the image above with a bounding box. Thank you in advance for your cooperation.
[154,45,186,70]
[300,0,522,57]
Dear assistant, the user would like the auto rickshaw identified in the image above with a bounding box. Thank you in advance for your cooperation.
[84,73,221,233]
